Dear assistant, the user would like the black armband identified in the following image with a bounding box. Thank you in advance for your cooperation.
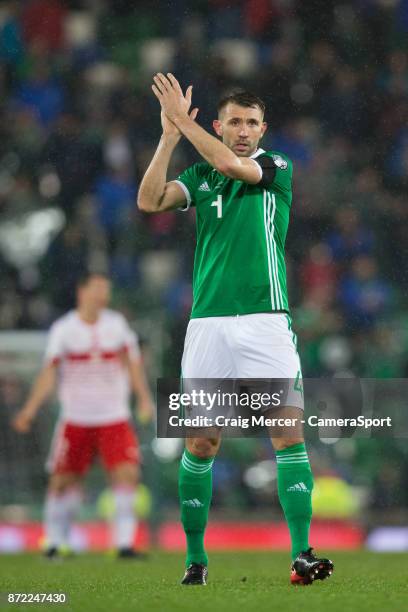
[257,155,277,187]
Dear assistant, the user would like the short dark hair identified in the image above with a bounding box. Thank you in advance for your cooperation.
[217,91,266,116]
[77,271,110,288]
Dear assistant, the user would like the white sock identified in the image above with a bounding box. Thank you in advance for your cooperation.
[112,486,138,550]
[44,487,82,548]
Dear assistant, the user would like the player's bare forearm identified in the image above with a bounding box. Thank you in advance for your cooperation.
[175,114,239,176]
[129,360,151,401]
[137,135,179,212]
[175,115,260,182]
[12,364,56,433]
[23,365,56,416]
[127,358,154,423]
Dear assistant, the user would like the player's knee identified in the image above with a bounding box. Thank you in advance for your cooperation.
[110,462,139,486]
[273,438,304,451]
[187,438,219,458]
[48,473,80,494]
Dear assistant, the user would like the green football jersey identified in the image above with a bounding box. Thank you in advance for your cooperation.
[174,148,293,319]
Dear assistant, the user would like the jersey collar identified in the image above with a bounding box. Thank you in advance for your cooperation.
[250,148,266,159]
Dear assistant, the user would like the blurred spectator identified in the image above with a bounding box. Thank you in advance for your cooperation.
[380,49,408,96]
[94,166,136,253]
[339,255,393,330]
[318,65,365,140]
[269,120,313,167]
[42,222,88,313]
[258,42,296,129]
[22,0,67,52]
[207,0,244,39]
[42,113,102,213]
[327,209,374,263]
[0,2,24,68]
[371,460,406,509]
[300,243,337,299]
[14,61,64,126]
[244,0,283,41]
[103,120,133,171]
[1,173,40,219]
[386,126,408,185]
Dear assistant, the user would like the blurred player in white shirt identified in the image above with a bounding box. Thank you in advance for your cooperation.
[12,273,154,558]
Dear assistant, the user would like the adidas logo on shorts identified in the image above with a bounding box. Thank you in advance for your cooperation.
[286,482,310,493]
[182,498,204,508]
[198,181,210,192]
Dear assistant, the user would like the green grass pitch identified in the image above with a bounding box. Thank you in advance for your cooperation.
[0,551,407,611]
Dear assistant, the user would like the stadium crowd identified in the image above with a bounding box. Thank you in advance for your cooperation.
[0,0,407,378]
[1,0,408,518]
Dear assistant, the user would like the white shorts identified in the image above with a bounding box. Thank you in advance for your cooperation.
[181,313,303,410]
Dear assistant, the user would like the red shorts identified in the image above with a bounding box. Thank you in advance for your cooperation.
[47,420,140,475]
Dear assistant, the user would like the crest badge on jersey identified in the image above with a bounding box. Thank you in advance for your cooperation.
[272,154,288,170]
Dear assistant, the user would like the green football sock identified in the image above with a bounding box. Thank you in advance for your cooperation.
[179,449,214,567]
[276,442,313,560]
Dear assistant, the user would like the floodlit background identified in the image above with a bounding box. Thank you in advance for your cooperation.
[0,0,408,553]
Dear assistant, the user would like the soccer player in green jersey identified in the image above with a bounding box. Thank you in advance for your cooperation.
[138,73,334,586]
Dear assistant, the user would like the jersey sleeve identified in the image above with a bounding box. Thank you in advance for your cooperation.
[43,322,66,365]
[257,152,293,196]
[172,163,205,211]
[119,316,141,361]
